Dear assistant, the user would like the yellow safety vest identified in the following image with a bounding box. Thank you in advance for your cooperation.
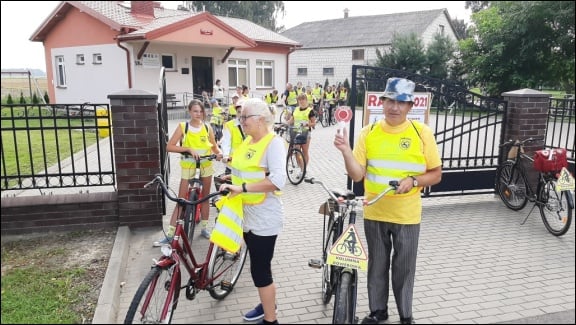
[325,91,335,102]
[211,194,244,253]
[265,93,278,104]
[179,122,212,169]
[339,90,347,100]
[228,104,237,117]
[286,90,298,106]
[210,106,224,125]
[364,121,426,196]
[293,106,312,126]
[311,87,322,99]
[306,93,314,103]
[230,133,275,205]
[223,120,244,157]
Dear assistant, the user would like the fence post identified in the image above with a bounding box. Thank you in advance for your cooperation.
[108,90,162,228]
[501,88,550,192]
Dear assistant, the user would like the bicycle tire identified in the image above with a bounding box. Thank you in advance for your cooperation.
[322,209,340,304]
[207,241,248,300]
[539,180,573,236]
[286,148,306,185]
[320,108,329,127]
[279,109,287,123]
[496,160,529,210]
[184,191,199,243]
[332,271,356,324]
[124,266,179,324]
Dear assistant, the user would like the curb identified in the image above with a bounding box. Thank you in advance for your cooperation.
[92,226,131,324]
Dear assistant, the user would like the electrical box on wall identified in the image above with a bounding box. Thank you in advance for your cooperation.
[181,68,189,74]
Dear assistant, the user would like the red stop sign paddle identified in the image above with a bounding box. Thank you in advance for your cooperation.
[335,106,352,135]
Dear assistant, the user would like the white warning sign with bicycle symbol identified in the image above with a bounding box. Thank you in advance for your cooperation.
[327,224,368,271]
[556,167,575,191]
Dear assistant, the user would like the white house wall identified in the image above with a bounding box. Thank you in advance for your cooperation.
[51,44,127,104]
[288,46,387,88]
[421,14,459,46]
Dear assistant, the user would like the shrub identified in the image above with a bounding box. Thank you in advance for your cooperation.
[19,92,26,104]
[6,94,14,104]
[44,91,50,104]
[32,93,40,104]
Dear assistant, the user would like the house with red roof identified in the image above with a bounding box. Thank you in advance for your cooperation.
[30,1,300,105]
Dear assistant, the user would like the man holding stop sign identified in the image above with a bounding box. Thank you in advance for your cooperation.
[333,77,442,325]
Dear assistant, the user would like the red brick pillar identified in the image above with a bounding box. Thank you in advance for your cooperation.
[108,90,162,228]
[501,89,550,191]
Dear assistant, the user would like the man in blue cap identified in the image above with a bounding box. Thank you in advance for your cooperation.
[334,77,442,324]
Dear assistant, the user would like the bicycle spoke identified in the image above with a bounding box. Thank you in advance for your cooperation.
[539,180,573,236]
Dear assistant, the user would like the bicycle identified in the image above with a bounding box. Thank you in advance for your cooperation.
[277,103,293,124]
[307,177,399,324]
[285,124,308,185]
[124,174,248,324]
[178,153,219,244]
[495,137,574,236]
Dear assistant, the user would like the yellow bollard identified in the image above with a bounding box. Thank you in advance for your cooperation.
[96,107,111,137]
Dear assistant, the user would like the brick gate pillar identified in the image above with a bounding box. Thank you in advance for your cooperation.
[501,88,550,191]
[108,90,162,228]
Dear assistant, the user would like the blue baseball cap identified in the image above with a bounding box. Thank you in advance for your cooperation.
[380,78,415,102]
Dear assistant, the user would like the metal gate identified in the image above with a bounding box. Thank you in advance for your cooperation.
[349,65,507,197]
[157,67,170,213]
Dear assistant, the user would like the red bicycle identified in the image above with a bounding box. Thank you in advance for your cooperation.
[124,174,248,324]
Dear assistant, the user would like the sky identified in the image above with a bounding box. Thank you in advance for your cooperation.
[1,1,471,72]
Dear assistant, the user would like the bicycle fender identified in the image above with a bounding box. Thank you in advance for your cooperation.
[155,255,176,268]
[565,190,575,210]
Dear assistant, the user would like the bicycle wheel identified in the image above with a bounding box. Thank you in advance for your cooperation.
[539,180,573,236]
[184,190,199,243]
[496,161,529,210]
[322,204,342,304]
[207,241,248,300]
[332,271,356,324]
[279,109,287,123]
[124,266,180,324]
[286,148,306,185]
[320,108,328,127]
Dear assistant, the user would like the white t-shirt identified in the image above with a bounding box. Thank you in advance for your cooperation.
[213,84,224,100]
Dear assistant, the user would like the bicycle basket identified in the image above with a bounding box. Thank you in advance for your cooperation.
[318,198,339,215]
[288,126,308,144]
[533,148,568,173]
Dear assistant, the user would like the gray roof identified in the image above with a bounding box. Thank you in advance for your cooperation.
[281,9,448,49]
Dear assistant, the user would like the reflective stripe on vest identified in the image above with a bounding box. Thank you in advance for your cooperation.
[211,195,243,253]
[180,122,212,169]
[230,132,276,205]
[364,122,426,195]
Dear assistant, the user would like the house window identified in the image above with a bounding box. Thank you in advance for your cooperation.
[228,59,248,88]
[352,49,365,61]
[55,56,67,87]
[297,68,307,76]
[161,54,176,71]
[439,24,445,34]
[76,54,85,65]
[323,67,334,76]
[93,53,102,64]
[256,60,273,87]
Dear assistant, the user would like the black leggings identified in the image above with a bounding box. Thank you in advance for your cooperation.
[244,231,277,287]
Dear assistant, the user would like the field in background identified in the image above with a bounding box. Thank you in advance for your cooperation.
[1,77,48,100]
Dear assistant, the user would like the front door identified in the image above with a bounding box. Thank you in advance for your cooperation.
[192,56,213,96]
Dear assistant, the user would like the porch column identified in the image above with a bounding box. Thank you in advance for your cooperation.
[108,90,162,228]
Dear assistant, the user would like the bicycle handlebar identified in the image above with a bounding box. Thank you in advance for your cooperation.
[499,137,544,148]
[304,177,399,206]
[144,174,229,206]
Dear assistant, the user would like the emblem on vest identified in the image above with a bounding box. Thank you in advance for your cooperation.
[201,136,208,142]
[399,138,411,150]
[246,148,256,159]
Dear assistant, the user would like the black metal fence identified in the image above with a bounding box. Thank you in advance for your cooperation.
[1,103,115,190]
[547,97,575,167]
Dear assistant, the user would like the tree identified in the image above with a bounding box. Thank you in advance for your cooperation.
[465,1,491,13]
[184,1,285,32]
[425,33,456,79]
[43,91,50,104]
[451,18,468,40]
[6,94,14,105]
[19,92,26,104]
[32,93,39,104]
[375,33,427,74]
[460,1,575,96]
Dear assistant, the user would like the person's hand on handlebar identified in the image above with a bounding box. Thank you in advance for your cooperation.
[183,148,199,160]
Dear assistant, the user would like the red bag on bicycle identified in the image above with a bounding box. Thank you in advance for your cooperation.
[533,148,568,172]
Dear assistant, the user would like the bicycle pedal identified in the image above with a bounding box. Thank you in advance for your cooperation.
[308,258,323,269]
[220,280,232,291]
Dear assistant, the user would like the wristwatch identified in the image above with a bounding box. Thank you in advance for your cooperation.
[242,182,248,193]
[409,176,418,187]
